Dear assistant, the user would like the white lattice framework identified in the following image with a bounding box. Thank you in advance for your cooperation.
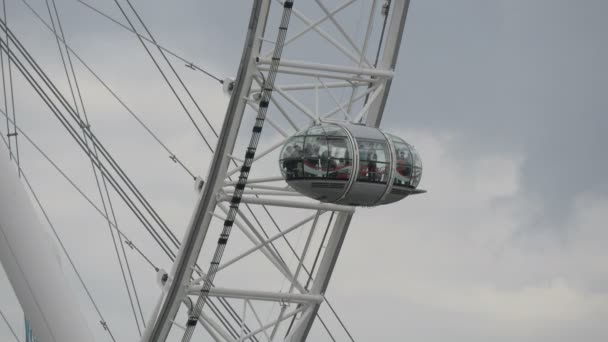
[141,1,412,341]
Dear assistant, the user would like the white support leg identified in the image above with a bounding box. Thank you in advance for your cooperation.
[186,287,324,305]
[141,2,272,340]
[218,194,356,213]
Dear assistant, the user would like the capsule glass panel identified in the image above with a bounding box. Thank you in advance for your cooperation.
[302,135,328,179]
[279,123,424,206]
[410,146,423,187]
[391,135,413,187]
[356,139,389,184]
[389,135,423,188]
[280,124,353,181]
[327,136,352,180]
[280,136,304,179]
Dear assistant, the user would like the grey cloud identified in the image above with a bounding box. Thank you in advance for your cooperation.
[1,1,607,341]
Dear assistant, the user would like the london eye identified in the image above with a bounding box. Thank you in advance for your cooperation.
[0,1,421,341]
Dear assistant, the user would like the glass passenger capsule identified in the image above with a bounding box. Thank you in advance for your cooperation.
[279,122,425,206]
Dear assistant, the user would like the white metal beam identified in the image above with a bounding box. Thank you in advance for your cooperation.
[253,81,357,92]
[257,64,375,82]
[218,194,355,213]
[242,305,308,341]
[141,2,272,341]
[278,0,373,67]
[264,0,356,58]
[216,203,307,294]
[285,2,412,340]
[257,58,394,78]
[216,212,321,273]
[186,287,324,304]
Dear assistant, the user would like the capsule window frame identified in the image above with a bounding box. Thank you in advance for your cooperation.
[355,138,390,184]
[279,124,353,181]
[279,135,305,180]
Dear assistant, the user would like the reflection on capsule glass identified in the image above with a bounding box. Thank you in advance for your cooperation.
[279,122,425,206]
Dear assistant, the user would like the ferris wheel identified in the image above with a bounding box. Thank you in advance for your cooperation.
[0,1,422,341]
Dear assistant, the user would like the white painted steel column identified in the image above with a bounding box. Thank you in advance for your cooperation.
[367,0,411,128]
[285,212,353,341]
[0,145,96,342]
[141,1,271,341]
[286,2,412,340]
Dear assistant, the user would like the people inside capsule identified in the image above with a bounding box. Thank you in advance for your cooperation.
[280,123,424,206]
[357,140,388,183]
[395,149,410,185]
[390,135,422,188]
[281,138,304,179]
[280,126,419,186]
[280,126,354,180]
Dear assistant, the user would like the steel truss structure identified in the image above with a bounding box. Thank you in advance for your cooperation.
[142,0,412,341]
[0,0,412,341]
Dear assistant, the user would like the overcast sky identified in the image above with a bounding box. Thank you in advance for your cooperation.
[1,0,607,341]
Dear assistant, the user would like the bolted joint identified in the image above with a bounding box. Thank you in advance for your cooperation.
[382,0,390,16]
[156,268,170,288]
[222,77,235,96]
[194,176,205,193]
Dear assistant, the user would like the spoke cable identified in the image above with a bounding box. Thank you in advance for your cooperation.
[113,1,264,338]
[13,0,356,339]
[46,0,146,332]
[121,0,220,138]
[1,0,19,172]
[0,15,189,259]
[0,21,180,264]
[0,13,252,340]
[0,108,160,272]
[111,0,215,154]
[180,2,295,341]
[18,0,195,179]
[1,132,118,341]
[0,308,21,342]
[75,0,223,83]
[0,109,244,341]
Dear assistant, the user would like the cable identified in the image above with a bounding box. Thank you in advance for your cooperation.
[112,3,264,339]
[0,308,21,342]
[111,0,215,154]
[0,27,254,338]
[100,2,323,338]
[18,0,195,179]
[1,0,9,156]
[75,0,223,83]
[1,0,19,173]
[44,0,78,114]
[2,108,246,342]
[0,108,159,271]
[2,140,118,341]
[181,2,295,341]
[0,15,255,339]
[17,1,354,339]
[122,0,220,138]
[47,0,146,332]
[363,0,391,107]
[1,114,251,342]
[0,24,179,264]
[283,211,335,336]
[317,315,337,342]
[373,0,391,68]
[1,28,177,255]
